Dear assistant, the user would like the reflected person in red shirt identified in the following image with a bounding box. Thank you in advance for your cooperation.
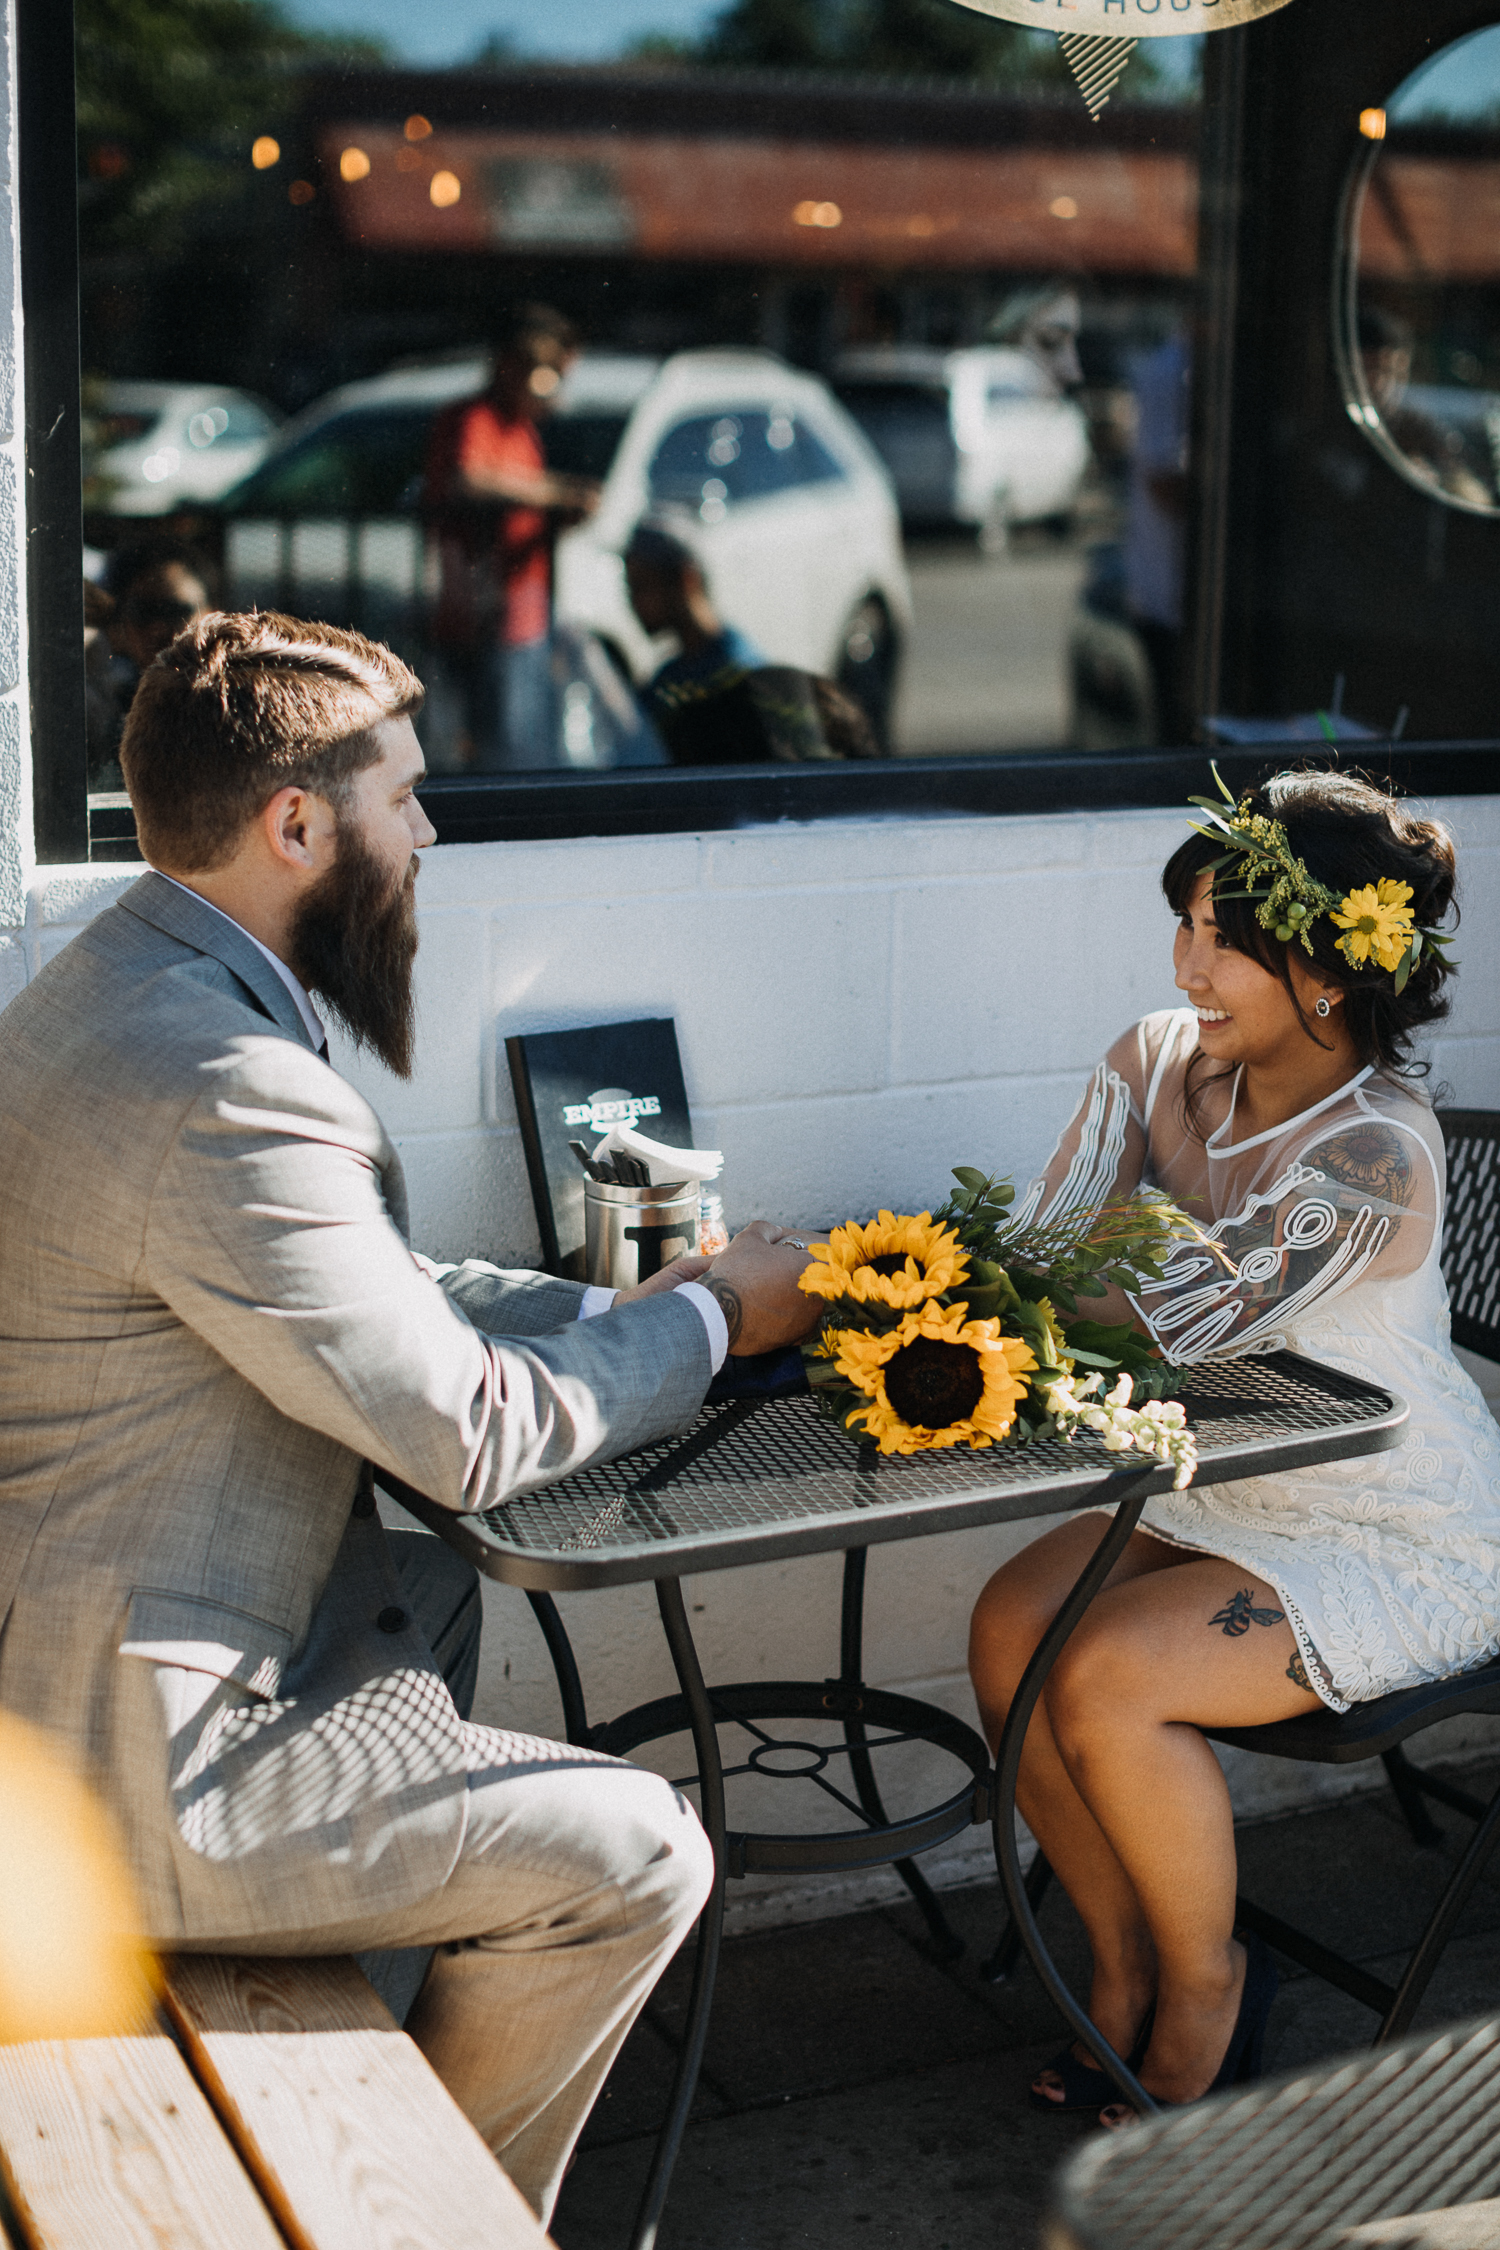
[425,303,600,770]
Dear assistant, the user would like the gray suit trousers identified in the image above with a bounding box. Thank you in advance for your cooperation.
[177,1532,714,2225]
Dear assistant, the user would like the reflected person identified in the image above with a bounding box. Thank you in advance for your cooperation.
[425,302,601,772]
[624,516,767,734]
[0,611,820,2223]
[1358,304,1491,508]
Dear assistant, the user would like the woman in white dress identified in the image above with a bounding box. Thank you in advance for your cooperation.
[968,768,1500,2124]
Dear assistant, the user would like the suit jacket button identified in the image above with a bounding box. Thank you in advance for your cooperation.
[351,1492,376,1520]
[377,1606,407,1633]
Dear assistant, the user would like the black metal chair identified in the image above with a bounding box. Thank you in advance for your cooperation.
[988,1110,1500,2046]
[1437,1109,1500,1364]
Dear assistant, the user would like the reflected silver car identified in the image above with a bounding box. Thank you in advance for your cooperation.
[91,382,280,515]
[833,346,1091,547]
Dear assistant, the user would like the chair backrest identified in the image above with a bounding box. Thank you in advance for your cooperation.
[1438,1109,1500,1362]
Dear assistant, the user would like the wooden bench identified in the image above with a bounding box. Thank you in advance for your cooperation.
[0,1955,553,2250]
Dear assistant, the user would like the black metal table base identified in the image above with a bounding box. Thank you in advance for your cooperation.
[526,1548,992,2250]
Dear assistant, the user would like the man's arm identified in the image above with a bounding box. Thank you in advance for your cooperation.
[420,1255,590,1339]
[144,1044,713,1510]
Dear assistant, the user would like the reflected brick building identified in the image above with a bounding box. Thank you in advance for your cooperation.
[83,64,1200,410]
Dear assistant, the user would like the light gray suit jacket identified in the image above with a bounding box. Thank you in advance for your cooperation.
[0,874,711,1941]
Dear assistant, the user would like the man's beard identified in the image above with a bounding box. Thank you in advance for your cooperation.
[288,817,420,1078]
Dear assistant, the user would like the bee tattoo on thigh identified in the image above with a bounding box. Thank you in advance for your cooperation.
[1209,1587,1287,1637]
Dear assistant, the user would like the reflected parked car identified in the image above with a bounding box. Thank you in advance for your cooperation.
[216,349,912,752]
[90,382,280,515]
[831,346,1091,547]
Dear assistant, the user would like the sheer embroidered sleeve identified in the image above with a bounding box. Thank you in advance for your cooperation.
[1127,1092,1441,1361]
[1012,1018,1168,1231]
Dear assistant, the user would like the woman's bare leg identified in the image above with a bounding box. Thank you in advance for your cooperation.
[969,1517,1195,2090]
[1041,1555,1319,2104]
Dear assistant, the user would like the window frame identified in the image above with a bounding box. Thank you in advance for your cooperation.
[31,2,1500,865]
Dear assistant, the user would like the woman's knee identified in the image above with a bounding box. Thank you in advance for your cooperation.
[1044,1621,1147,1759]
[968,1563,1050,1694]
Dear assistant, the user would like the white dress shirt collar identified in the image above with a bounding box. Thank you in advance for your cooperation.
[159,875,326,1053]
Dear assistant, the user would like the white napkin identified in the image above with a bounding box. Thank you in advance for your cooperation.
[591,1122,723,1185]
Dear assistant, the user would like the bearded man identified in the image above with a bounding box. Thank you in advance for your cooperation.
[0,611,817,2222]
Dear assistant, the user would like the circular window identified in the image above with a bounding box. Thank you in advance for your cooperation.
[1337,24,1500,516]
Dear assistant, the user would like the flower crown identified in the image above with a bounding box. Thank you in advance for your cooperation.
[1186,767,1455,994]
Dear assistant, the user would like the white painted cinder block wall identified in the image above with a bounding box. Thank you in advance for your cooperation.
[3,0,1500,1922]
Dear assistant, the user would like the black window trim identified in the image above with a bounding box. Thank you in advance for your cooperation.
[29,3,1500,866]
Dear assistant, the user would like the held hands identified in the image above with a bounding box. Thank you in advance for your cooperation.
[701,1222,823,1358]
[608,1222,825,1358]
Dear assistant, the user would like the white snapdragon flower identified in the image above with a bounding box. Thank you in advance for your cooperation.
[1048,1371,1198,1490]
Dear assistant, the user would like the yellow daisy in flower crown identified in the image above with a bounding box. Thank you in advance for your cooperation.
[824,1298,1038,1454]
[799,1211,968,1310]
[1330,878,1415,974]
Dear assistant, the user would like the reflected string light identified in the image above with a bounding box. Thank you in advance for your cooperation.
[906,214,936,237]
[339,146,371,182]
[251,136,280,170]
[1050,195,1079,219]
[288,179,316,206]
[430,170,462,208]
[793,200,842,229]
[405,114,433,141]
[1359,108,1387,140]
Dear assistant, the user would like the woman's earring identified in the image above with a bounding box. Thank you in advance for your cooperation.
[1314,996,1333,1019]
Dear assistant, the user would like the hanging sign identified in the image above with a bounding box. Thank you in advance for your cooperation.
[948,0,1296,31]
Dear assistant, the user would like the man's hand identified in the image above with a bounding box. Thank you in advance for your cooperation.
[701,1227,823,1358]
[611,1252,713,1306]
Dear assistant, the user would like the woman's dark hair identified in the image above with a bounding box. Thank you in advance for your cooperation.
[1161,768,1458,1135]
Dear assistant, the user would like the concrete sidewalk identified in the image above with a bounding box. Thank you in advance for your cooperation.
[553,1758,1500,2250]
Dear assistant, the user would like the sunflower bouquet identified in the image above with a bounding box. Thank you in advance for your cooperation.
[798,1168,1200,1487]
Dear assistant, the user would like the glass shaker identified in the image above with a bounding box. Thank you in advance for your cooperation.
[698,1190,729,1256]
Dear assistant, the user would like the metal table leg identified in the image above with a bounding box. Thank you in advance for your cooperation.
[628,1577,729,2250]
[838,1547,965,1960]
[990,1468,1159,2118]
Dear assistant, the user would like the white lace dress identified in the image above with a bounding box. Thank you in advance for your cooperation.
[1020,1009,1500,1710]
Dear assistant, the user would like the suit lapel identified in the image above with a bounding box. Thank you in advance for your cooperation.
[118,871,319,1054]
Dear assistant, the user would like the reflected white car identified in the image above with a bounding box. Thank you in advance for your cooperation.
[218,349,911,745]
[551,349,911,701]
[832,346,1091,544]
[92,382,280,515]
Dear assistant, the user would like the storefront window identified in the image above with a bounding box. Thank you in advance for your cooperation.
[72,0,1206,793]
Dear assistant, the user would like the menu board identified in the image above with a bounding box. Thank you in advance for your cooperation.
[505,1018,695,1278]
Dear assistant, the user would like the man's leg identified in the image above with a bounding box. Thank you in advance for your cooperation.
[318,1530,714,2218]
[403,1749,713,2220]
[355,1529,483,2021]
[195,1738,712,2224]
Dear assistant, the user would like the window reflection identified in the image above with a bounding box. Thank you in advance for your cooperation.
[75,0,1203,784]
[1341,23,1500,517]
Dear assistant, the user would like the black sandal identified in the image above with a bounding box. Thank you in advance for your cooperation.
[1029,2008,1155,2115]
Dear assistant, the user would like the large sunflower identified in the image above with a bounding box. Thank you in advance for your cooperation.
[1331,878,1415,974]
[824,1298,1038,1454]
[799,1210,968,1309]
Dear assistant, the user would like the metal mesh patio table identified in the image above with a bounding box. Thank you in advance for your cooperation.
[377,1348,1405,2250]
